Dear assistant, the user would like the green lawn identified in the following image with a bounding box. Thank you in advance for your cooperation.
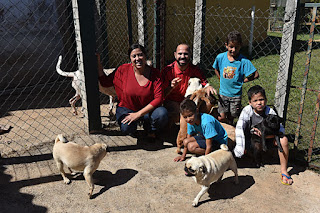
[268,31,320,41]
[207,47,320,167]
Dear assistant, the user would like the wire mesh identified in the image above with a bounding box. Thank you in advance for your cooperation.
[0,1,319,169]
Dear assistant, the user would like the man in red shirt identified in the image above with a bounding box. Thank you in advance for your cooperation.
[161,44,217,124]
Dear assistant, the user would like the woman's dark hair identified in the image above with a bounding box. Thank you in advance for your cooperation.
[180,98,197,114]
[226,31,242,45]
[128,43,147,58]
[247,85,266,101]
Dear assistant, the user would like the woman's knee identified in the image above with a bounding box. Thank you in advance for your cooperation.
[119,122,137,135]
[154,107,168,120]
[151,107,168,128]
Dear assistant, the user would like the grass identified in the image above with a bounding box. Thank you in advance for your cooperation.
[268,31,320,41]
[207,47,320,167]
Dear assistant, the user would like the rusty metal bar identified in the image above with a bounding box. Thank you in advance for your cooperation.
[293,6,317,149]
[308,89,320,163]
[309,163,320,170]
[290,85,320,93]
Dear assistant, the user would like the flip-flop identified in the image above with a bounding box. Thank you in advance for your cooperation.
[281,173,293,185]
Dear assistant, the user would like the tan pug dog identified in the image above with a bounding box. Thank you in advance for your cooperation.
[53,134,108,198]
[184,144,239,207]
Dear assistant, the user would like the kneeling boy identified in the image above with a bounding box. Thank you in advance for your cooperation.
[234,85,293,185]
[174,99,228,162]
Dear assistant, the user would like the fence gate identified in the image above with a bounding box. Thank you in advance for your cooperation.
[293,3,320,169]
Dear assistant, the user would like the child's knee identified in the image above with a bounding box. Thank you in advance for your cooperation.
[280,136,289,146]
[187,143,197,152]
[183,138,189,146]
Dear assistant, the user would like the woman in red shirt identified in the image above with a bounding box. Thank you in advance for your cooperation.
[98,44,168,139]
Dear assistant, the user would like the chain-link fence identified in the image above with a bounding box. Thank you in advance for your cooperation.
[0,1,319,169]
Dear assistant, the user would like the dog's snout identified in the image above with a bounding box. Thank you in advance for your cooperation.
[184,166,188,173]
[184,166,195,176]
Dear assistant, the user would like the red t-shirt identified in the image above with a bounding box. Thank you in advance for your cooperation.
[161,61,208,102]
[99,63,163,111]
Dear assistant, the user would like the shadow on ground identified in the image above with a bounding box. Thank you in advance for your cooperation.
[193,175,255,207]
[91,169,138,199]
[0,160,48,212]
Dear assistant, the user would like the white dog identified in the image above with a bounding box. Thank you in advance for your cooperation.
[184,77,203,97]
[184,144,239,206]
[56,55,117,116]
[53,134,108,198]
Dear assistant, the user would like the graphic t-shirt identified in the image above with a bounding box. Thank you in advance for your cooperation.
[213,51,256,97]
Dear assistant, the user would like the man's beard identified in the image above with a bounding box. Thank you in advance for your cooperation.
[176,58,189,66]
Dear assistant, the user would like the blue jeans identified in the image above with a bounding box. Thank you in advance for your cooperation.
[116,106,168,135]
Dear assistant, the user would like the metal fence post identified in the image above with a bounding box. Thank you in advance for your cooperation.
[95,0,109,68]
[159,1,166,70]
[249,5,255,58]
[126,0,133,46]
[137,0,147,47]
[153,0,161,69]
[275,0,300,125]
[192,0,206,66]
[72,0,102,133]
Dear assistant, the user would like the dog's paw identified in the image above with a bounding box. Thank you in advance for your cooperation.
[192,200,199,207]
[63,178,71,184]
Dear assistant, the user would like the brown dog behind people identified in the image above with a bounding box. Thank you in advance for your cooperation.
[53,134,108,198]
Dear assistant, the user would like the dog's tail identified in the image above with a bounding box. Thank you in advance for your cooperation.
[220,144,229,151]
[56,55,77,78]
[55,134,68,143]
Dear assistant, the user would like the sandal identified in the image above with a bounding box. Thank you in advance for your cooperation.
[281,173,293,185]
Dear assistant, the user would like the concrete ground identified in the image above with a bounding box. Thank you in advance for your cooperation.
[0,106,320,212]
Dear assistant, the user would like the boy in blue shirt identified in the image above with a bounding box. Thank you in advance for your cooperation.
[213,31,259,125]
[174,99,228,162]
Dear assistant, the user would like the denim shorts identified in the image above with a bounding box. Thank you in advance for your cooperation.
[194,135,221,151]
[194,135,206,148]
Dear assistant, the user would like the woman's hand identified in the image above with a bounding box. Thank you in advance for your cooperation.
[121,112,142,125]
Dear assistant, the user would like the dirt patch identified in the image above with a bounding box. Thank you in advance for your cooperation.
[0,105,320,212]
[1,132,320,213]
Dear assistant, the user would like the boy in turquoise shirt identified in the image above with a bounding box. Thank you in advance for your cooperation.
[174,99,228,162]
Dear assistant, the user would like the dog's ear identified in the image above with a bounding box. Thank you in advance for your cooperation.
[200,166,207,174]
